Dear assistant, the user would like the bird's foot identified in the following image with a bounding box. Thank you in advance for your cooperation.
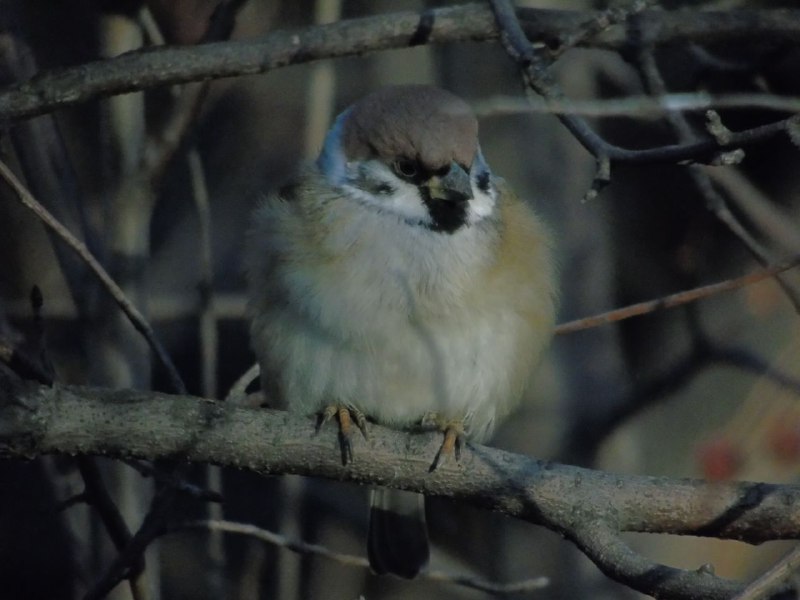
[420,413,465,471]
[316,404,369,465]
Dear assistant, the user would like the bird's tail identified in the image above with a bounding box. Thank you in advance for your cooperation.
[367,488,429,579]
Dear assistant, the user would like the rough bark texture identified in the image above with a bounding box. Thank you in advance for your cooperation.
[1,6,799,123]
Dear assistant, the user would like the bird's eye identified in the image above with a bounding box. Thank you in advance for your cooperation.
[393,159,418,179]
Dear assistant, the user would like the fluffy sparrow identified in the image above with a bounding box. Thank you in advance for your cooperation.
[246,85,556,578]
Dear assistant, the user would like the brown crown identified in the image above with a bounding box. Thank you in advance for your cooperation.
[341,85,479,171]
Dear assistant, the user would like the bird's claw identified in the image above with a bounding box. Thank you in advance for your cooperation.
[316,404,368,465]
[421,413,465,471]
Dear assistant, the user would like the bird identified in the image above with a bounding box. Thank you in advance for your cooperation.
[246,85,556,579]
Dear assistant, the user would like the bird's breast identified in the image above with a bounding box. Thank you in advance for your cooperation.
[249,179,554,441]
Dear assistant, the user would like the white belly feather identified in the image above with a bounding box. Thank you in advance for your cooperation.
[253,301,528,441]
[248,182,551,443]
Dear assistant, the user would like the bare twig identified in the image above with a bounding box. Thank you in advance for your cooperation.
[29,283,147,599]
[561,339,711,461]
[224,363,260,405]
[0,158,186,395]
[189,145,226,595]
[701,177,800,311]
[83,488,174,600]
[634,46,800,312]
[732,542,800,600]
[140,0,247,186]
[188,150,217,401]
[121,459,223,503]
[76,457,147,600]
[0,338,54,385]
[488,0,797,192]
[713,346,800,397]
[78,4,250,593]
[549,0,654,59]
[555,254,800,335]
[168,519,550,595]
[703,166,800,255]
[0,30,97,304]
[562,335,800,463]
[142,81,208,183]
[303,0,341,158]
[53,492,89,513]
[76,458,136,554]
[487,0,607,176]
[471,93,800,118]
[1,304,143,599]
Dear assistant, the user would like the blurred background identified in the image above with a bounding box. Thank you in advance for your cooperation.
[2,0,800,598]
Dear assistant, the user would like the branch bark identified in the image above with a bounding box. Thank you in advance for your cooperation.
[2,376,800,598]
[1,6,799,123]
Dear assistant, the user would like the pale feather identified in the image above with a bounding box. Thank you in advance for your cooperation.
[246,166,555,443]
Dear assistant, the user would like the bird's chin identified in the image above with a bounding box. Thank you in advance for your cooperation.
[422,198,469,234]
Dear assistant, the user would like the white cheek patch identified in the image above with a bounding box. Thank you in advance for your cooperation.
[468,183,497,224]
[467,146,497,225]
[343,163,433,226]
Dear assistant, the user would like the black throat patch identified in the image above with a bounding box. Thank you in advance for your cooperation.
[419,187,468,234]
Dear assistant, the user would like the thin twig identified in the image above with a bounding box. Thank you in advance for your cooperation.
[76,457,147,600]
[168,519,550,595]
[121,459,224,502]
[488,0,795,182]
[224,363,260,405]
[713,346,800,397]
[471,93,800,118]
[635,47,800,312]
[550,0,654,59]
[81,5,250,594]
[76,458,136,555]
[0,338,55,384]
[487,0,608,173]
[303,0,341,158]
[0,31,99,315]
[555,254,800,335]
[7,289,147,599]
[704,167,800,254]
[53,492,89,514]
[83,489,175,600]
[142,81,208,183]
[188,146,226,593]
[188,150,217,401]
[731,542,800,600]
[0,158,186,394]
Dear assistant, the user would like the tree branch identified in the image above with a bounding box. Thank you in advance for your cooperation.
[3,377,800,598]
[569,522,742,600]
[1,6,800,123]
[489,0,798,188]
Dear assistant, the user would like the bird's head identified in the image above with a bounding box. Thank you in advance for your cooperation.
[317,85,497,234]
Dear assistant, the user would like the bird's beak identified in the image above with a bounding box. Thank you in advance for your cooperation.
[424,162,473,203]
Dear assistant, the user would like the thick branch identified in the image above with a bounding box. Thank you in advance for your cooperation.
[2,378,800,598]
[3,379,799,541]
[1,6,800,123]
